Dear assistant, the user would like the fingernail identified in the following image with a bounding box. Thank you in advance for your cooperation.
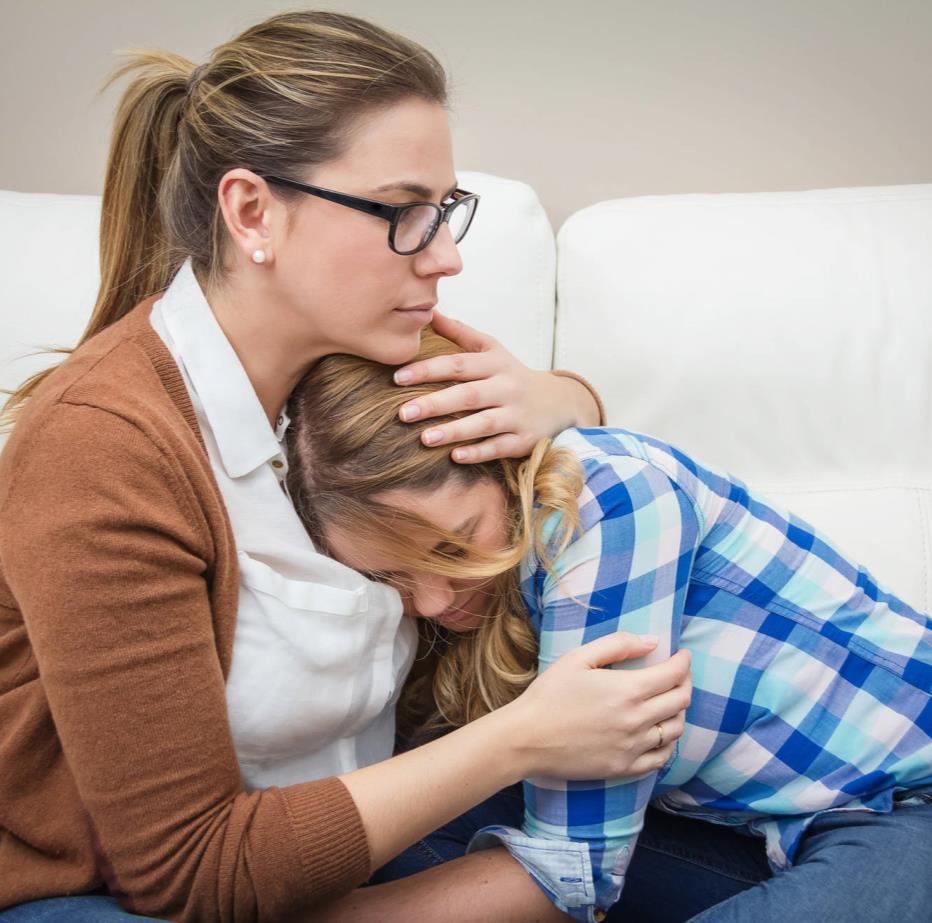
[394,369,413,384]
[640,634,660,645]
[400,404,421,422]
[452,448,468,462]
[423,428,442,445]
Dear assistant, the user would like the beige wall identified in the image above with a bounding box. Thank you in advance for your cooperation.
[2,0,931,228]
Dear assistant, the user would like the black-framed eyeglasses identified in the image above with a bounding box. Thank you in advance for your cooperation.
[261,174,480,256]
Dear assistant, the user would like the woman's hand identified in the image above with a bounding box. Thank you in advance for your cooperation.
[339,631,689,872]
[502,632,692,780]
[393,311,601,464]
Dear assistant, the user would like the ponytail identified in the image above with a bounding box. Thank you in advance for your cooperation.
[93,51,193,338]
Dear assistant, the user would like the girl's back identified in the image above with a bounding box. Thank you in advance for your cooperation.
[517,426,931,877]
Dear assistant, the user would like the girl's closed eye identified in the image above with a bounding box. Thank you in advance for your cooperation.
[437,544,469,560]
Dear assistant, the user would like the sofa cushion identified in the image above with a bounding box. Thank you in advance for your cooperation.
[555,183,932,611]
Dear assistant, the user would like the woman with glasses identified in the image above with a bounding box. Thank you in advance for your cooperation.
[0,11,693,923]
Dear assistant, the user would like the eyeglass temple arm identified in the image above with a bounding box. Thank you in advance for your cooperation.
[261,175,396,220]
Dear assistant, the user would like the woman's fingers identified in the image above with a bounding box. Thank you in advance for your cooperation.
[401,379,498,427]
[418,408,522,452]
[395,349,496,389]
[627,713,686,775]
[425,310,496,354]
[626,648,692,700]
[449,435,529,464]
[628,739,678,777]
[571,631,661,669]
[394,314,499,388]
[639,684,692,730]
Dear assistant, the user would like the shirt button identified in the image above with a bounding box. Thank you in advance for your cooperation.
[277,416,284,426]
[594,912,606,922]
[271,459,284,469]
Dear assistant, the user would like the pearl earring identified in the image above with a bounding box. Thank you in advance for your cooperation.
[251,249,267,264]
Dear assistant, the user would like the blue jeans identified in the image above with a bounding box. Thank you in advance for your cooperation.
[372,785,932,922]
[690,789,932,921]
[0,895,164,921]
[6,793,929,921]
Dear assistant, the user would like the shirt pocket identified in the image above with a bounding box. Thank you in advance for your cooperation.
[229,551,395,762]
[236,551,368,616]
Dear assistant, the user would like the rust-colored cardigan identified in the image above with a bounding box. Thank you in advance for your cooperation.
[0,301,370,921]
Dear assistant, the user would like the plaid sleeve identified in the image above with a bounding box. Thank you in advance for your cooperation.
[469,455,702,922]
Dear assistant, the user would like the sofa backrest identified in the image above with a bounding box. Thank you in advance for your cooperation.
[4,177,931,614]
[556,184,932,612]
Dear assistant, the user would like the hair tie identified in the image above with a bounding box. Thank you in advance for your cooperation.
[185,62,207,99]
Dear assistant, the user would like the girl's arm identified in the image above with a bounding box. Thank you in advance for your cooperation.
[470,450,704,922]
[393,311,604,464]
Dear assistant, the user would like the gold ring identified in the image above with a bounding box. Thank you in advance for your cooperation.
[655,723,665,749]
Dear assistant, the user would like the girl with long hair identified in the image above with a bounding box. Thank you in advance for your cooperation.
[0,11,693,922]
[285,329,932,923]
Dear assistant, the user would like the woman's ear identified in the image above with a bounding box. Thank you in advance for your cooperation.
[216,168,281,266]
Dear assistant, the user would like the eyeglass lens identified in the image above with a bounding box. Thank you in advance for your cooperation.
[393,197,476,255]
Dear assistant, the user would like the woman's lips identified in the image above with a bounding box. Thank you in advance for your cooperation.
[393,303,435,324]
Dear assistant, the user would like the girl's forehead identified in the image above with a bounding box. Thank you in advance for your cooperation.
[375,480,499,526]
[324,480,501,570]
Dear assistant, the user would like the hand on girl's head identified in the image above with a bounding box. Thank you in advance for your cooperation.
[393,311,572,464]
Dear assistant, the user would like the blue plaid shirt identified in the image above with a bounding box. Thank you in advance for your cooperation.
[469,428,932,923]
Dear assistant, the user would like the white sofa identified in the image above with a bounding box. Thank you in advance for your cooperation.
[3,176,931,614]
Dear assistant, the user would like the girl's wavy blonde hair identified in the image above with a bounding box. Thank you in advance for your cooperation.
[288,328,584,738]
[3,10,447,428]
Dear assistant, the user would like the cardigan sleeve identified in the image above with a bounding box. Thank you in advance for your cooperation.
[550,369,607,426]
[0,401,370,922]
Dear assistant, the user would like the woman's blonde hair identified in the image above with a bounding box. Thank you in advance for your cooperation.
[3,10,447,427]
[288,328,584,737]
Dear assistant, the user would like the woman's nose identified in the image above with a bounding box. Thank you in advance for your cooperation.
[410,574,456,619]
[414,222,463,278]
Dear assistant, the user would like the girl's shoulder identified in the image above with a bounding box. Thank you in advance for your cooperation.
[549,426,742,538]
[552,426,705,491]
[543,427,705,532]
[555,425,746,489]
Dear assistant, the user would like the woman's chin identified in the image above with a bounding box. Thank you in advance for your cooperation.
[367,331,425,368]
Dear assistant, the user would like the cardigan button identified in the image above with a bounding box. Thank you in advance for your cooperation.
[271,459,284,469]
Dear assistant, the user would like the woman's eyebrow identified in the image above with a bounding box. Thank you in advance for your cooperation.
[371,179,459,200]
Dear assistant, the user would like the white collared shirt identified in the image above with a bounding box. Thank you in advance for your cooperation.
[150,260,417,788]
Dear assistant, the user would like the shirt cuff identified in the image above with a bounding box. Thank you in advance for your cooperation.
[467,825,613,923]
[550,369,607,427]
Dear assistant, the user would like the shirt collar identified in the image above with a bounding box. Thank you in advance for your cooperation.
[159,259,285,479]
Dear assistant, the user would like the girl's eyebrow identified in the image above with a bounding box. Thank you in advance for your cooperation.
[439,514,479,549]
[363,514,480,583]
